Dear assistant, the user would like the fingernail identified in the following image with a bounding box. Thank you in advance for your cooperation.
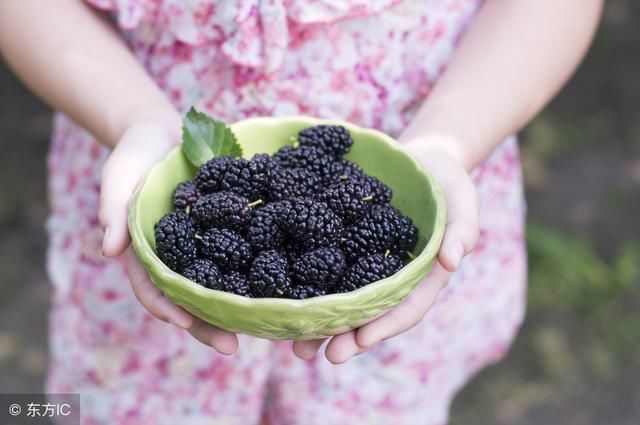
[450,242,464,269]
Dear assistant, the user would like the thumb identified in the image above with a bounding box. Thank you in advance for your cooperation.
[99,122,178,257]
[438,173,479,272]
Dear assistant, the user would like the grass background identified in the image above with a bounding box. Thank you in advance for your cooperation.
[0,1,638,423]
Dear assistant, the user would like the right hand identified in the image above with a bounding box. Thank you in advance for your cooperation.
[99,120,239,355]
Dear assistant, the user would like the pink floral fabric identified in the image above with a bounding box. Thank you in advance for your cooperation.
[46,1,527,424]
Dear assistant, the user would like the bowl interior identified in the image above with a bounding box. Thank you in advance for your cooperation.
[130,116,445,339]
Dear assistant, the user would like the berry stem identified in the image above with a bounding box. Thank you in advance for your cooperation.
[361,195,373,201]
[384,249,390,258]
[194,233,203,240]
[185,205,191,214]
[405,250,416,260]
[339,175,349,180]
[246,199,264,208]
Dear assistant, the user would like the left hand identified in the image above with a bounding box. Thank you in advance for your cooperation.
[292,139,480,363]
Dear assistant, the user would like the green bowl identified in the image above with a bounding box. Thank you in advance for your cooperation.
[128,116,446,340]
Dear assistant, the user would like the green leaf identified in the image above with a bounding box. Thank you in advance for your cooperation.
[181,107,243,167]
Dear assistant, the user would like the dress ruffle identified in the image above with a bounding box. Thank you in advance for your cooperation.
[85,0,401,73]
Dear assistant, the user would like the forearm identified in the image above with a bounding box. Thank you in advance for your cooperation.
[401,0,603,171]
[0,0,179,147]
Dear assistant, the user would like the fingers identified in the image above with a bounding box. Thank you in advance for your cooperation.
[356,262,451,349]
[437,171,479,272]
[402,144,480,272]
[125,247,193,329]
[324,331,363,364]
[292,338,326,360]
[126,248,239,355]
[188,319,239,355]
[99,122,178,257]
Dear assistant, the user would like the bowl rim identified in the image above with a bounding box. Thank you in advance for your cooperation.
[128,115,446,311]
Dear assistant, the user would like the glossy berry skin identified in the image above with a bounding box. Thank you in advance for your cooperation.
[334,159,364,181]
[197,228,253,271]
[287,284,327,300]
[183,259,221,288]
[268,167,320,201]
[342,204,418,262]
[245,201,289,251]
[280,198,344,250]
[297,125,353,158]
[195,156,237,194]
[221,154,275,201]
[154,211,197,272]
[172,180,200,211]
[248,250,292,298]
[335,253,403,293]
[291,247,346,288]
[354,174,392,205]
[273,146,343,186]
[317,180,372,224]
[218,271,253,297]
[191,191,252,230]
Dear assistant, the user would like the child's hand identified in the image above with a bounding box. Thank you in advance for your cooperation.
[99,120,239,355]
[293,141,479,363]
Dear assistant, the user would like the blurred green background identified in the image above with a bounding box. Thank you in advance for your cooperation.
[0,1,638,423]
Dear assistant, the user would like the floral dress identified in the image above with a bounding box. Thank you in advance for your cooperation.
[46,1,527,424]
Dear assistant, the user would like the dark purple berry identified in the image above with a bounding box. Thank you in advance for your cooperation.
[218,271,253,297]
[191,191,255,230]
[291,247,346,288]
[195,156,237,194]
[154,211,197,272]
[280,198,344,250]
[334,253,403,293]
[197,228,253,271]
[317,180,373,224]
[268,167,320,201]
[221,154,275,200]
[297,125,353,158]
[183,259,220,288]
[172,180,200,211]
[343,205,418,262]
[248,250,292,298]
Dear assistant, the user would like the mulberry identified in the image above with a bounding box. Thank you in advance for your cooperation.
[195,156,237,194]
[291,247,346,288]
[197,228,253,271]
[154,211,197,272]
[183,259,220,288]
[268,167,320,201]
[221,154,275,200]
[317,180,373,224]
[280,198,344,249]
[297,125,353,157]
[287,284,327,300]
[245,201,289,250]
[172,180,200,211]
[273,146,343,185]
[191,191,258,230]
[218,271,253,297]
[335,253,403,293]
[248,250,292,298]
[343,204,418,261]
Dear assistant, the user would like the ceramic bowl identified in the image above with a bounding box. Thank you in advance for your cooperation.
[128,116,446,340]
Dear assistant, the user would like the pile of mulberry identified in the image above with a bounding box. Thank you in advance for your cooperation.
[154,124,418,298]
